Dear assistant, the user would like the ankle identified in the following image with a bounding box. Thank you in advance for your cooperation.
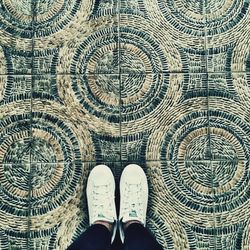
[94,220,113,232]
[123,220,142,231]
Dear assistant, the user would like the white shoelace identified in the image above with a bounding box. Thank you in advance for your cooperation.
[122,182,143,221]
[92,183,114,221]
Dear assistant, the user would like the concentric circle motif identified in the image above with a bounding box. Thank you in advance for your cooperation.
[34,0,83,37]
[156,0,205,36]
[70,27,119,74]
[71,73,169,123]
[153,0,249,36]
[0,0,86,38]
[147,211,174,248]
[0,227,58,249]
[231,32,250,72]
[71,27,169,122]
[0,112,83,216]
[184,223,245,249]
[0,0,33,38]
[242,222,250,248]
[119,27,169,73]
[152,110,250,212]
[71,27,168,74]
[206,0,249,35]
[0,113,80,164]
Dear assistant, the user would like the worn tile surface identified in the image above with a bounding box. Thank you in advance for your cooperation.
[0,0,250,249]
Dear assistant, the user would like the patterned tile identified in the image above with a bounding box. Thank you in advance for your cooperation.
[0,0,250,249]
[205,0,250,72]
[0,1,33,38]
[32,74,59,102]
[31,74,120,163]
[122,0,206,73]
[0,75,32,102]
[208,77,250,161]
[0,90,31,164]
[33,1,118,75]
[28,162,90,249]
[207,72,239,100]
[2,47,33,75]
[31,99,95,163]
[147,159,250,248]
[27,161,121,249]
[121,74,209,161]
[0,164,29,249]
[146,161,215,249]
[211,160,250,249]
[0,1,33,75]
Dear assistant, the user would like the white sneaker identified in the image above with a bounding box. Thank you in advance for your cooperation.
[86,165,117,243]
[119,164,149,242]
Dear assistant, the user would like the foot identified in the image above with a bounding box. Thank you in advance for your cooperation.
[87,165,117,243]
[119,164,149,242]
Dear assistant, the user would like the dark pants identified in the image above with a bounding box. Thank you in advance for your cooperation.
[68,223,163,250]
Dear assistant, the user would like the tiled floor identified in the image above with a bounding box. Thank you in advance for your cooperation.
[0,0,250,249]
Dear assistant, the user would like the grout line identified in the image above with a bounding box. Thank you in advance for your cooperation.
[118,0,122,170]
[118,0,121,164]
[203,0,212,163]
[204,1,217,246]
[23,159,242,164]
[118,0,121,77]
[27,1,37,248]
[0,71,250,77]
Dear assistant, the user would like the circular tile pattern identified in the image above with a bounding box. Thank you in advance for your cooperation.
[34,0,84,37]
[206,0,250,35]
[31,113,81,163]
[71,74,120,123]
[121,74,169,122]
[0,0,91,38]
[147,110,250,212]
[156,0,205,36]
[231,29,250,71]
[0,113,80,164]
[0,113,31,214]
[70,27,119,74]
[0,0,33,38]
[29,161,82,216]
[154,0,249,36]
[0,114,31,164]
[0,112,83,216]
[147,211,174,248]
[119,27,169,73]
[70,27,168,74]
[71,27,170,122]
[71,74,169,123]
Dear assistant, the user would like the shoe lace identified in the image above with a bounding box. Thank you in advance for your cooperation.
[123,182,143,220]
[92,183,114,221]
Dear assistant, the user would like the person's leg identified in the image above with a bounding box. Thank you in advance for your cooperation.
[123,223,163,250]
[68,224,111,250]
[68,165,117,250]
[118,164,163,250]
